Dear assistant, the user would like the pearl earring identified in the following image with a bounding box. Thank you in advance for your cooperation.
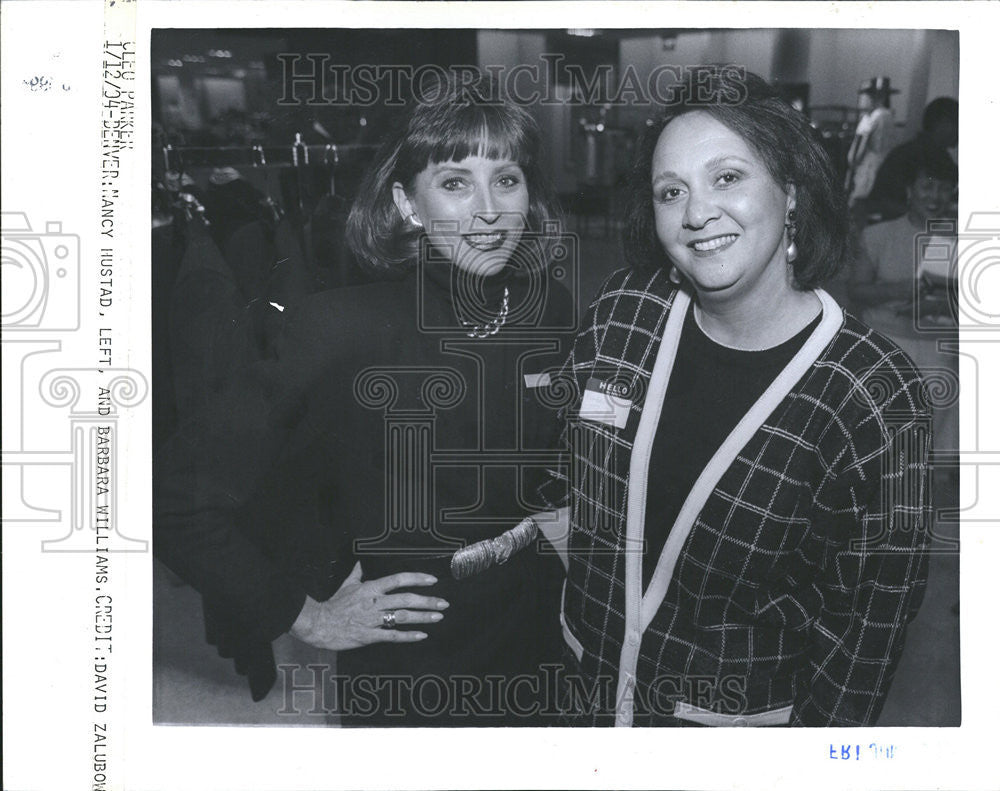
[785,210,798,264]
[668,265,682,284]
[407,213,423,228]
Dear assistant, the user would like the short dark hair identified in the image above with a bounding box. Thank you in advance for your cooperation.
[922,97,958,133]
[908,145,958,188]
[623,66,849,290]
[346,72,559,276]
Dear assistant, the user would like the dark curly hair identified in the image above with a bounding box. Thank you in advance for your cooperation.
[346,71,560,276]
[623,66,849,290]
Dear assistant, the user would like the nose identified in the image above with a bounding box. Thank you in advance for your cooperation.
[682,188,720,230]
[933,184,954,203]
[470,185,502,226]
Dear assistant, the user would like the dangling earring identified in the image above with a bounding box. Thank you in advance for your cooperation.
[668,265,682,285]
[785,209,798,264]
[407,213,423,229]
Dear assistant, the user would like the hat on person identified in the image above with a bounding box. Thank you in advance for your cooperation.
[858,77,900,95]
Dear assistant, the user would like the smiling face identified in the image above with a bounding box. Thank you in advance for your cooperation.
[907,169,955,225]
[393,154,529,278]
[651,111,795,303]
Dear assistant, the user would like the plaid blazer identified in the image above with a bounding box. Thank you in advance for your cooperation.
[541,268,931,727]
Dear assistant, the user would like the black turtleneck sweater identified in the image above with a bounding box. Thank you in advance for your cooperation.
[642,309,821,587]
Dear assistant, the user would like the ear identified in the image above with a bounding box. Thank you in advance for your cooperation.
[785,183,797,216]
[392,182,417,224]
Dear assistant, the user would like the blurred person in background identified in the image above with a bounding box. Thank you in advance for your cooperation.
[850,146,958,468]
[845,77,898,209]
[866,97,958,223]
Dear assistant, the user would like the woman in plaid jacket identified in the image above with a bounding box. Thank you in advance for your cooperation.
[542,68,931,727]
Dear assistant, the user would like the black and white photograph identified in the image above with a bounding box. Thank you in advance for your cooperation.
[2,3,997,790]
[150,25,961,730]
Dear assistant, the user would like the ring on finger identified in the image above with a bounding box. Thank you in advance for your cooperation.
[381,611,397,630]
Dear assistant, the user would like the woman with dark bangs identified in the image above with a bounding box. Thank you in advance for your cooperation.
[543,68,931,727]
[154,74,573,726]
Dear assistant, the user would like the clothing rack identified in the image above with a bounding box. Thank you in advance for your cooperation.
[155,137,373,290]
[160,142,377,171]
[156,139,378,230]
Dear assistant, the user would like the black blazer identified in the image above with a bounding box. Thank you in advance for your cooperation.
[154,260,576,704]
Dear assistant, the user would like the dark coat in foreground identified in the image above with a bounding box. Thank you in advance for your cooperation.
[155,261,576,724]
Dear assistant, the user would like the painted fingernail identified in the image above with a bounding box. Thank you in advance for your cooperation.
[436,600,450,609]
[414,632,428,640]
[423,575,438,584]
[430,613,443,621]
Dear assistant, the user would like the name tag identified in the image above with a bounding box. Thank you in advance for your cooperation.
[523,372,552,389]
[579,377,632,429]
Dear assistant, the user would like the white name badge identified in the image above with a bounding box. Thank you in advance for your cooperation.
[523,372,552,389]
[578,377,632,429]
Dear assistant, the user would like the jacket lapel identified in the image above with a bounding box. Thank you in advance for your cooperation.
[638,289,844,630]
[613,288,844,725]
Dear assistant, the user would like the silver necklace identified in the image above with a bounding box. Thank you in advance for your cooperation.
[461,286,509,338]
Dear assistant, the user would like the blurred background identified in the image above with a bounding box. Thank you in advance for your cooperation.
[152,28,958,240]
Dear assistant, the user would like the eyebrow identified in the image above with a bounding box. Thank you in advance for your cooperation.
[652,155,753,185]
[429,161,523,176]
[429,165,472,176]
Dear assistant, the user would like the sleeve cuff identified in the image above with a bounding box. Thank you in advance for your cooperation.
[249,574,309,642]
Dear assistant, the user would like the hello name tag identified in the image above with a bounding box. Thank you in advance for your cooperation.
[579,377,633,429]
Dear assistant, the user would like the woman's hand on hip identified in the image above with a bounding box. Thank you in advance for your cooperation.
[289,561,449,651]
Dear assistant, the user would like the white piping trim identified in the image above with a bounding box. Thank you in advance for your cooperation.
[639,289,842,631]
[561,617,585,663]
[640,289,844,631]
[559,579,584,662]
[614,289,691,725]
[611,289,843,725]
[674,701,793,727]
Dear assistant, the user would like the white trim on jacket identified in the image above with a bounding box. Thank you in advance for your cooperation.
[614,289,844,727]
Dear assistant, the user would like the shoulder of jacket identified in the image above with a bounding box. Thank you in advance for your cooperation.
[817,313,930,423]
[288,279,411,328]
[590,267,674,309]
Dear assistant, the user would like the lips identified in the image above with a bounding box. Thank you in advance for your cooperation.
[689,233,738,253]
[463,232,508,251]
